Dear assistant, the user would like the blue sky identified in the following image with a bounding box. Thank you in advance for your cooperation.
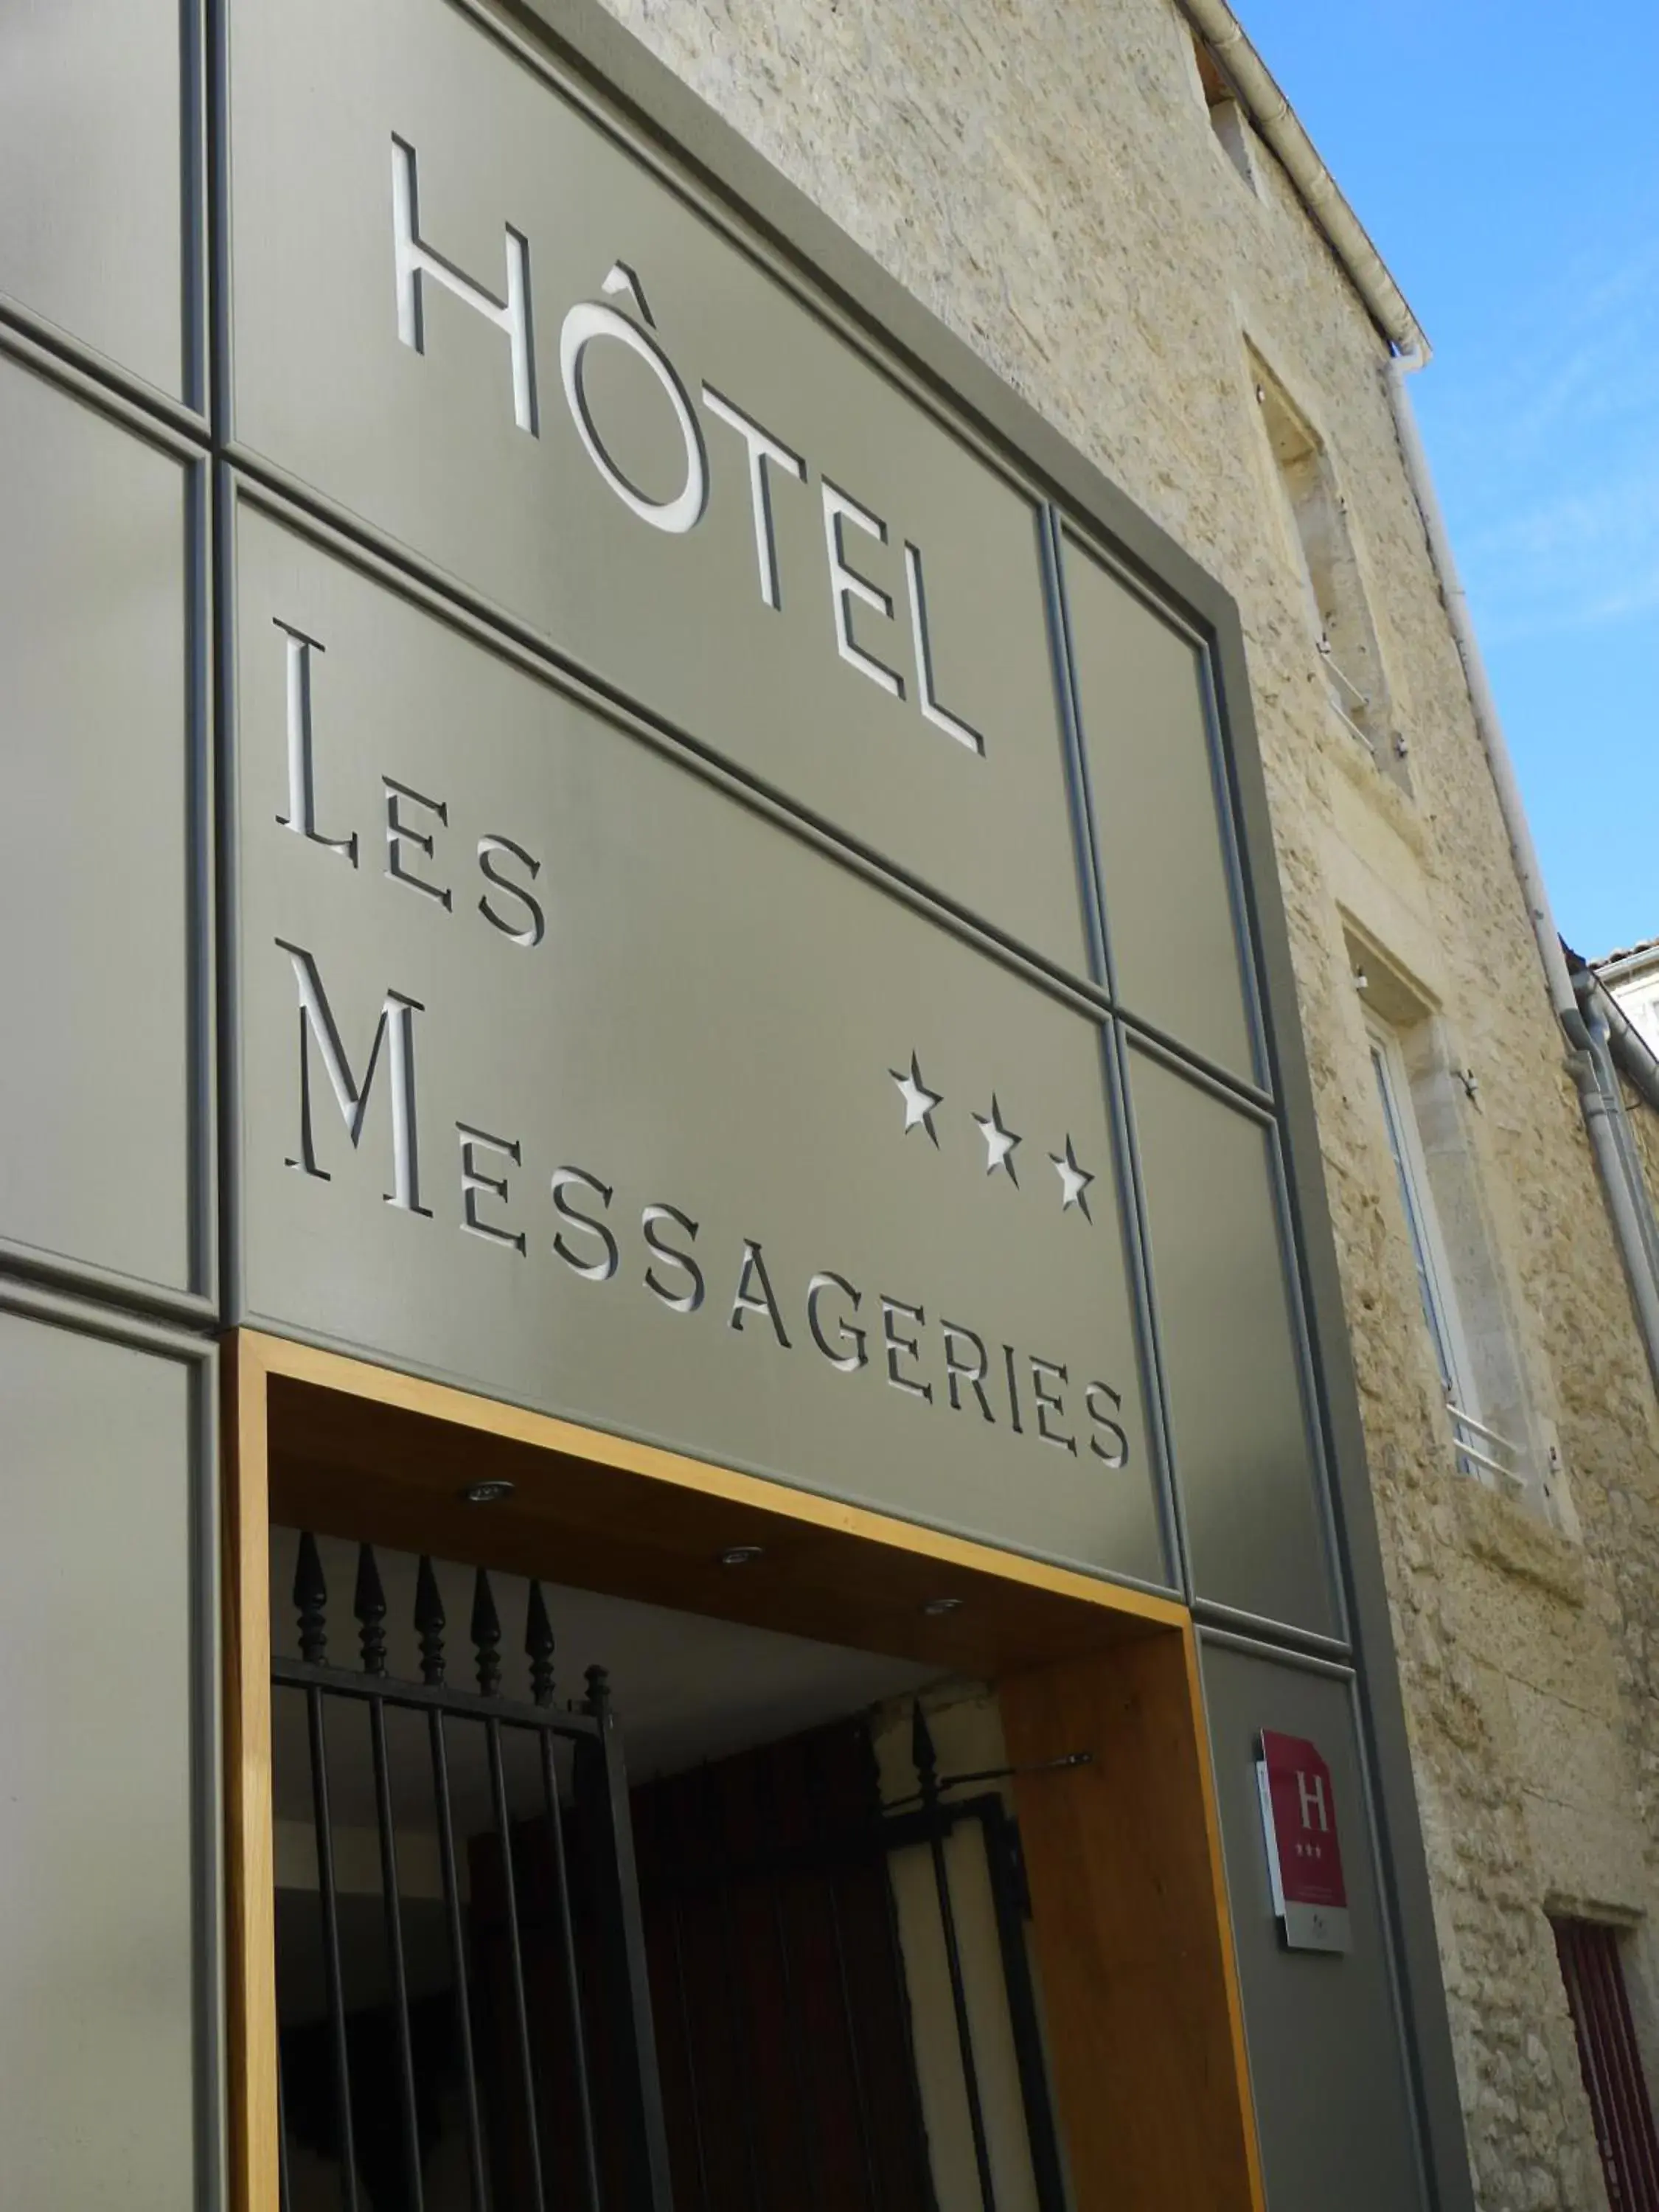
[1234,0,1659,959]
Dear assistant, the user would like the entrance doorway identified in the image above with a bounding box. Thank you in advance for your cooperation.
[228,1330,1265,2212]
[270,1533,1069,2211]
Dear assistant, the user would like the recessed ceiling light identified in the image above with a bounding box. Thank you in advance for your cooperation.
[718,1544,765,1567]
[922,1596,964,1616]
[461,1479,515,1505]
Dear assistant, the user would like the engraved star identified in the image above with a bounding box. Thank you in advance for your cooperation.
[890,1052,944,1144]
[1051,1135,1094,1221]
[973,1094,1022,1183]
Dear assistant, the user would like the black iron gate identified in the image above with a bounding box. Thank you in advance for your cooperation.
[273,1540,1070,2212]
[273,1536,671,2212]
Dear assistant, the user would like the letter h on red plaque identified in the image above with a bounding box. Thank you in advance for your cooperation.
[1256,1729,1352,1954]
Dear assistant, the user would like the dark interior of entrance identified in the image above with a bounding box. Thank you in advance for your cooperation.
[270,1531,1069,2212]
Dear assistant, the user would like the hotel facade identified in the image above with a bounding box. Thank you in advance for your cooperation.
[2,3,1656,2208]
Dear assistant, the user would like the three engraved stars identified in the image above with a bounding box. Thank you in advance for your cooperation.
[888,1054,1094,1220]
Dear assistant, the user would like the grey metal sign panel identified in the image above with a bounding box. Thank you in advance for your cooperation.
[224,0,1088,973]
[1063,534,1256,1084]
[1200,1639,1427,2212]
[0,1,192,400]
[0,1304,203,2206]
[0,352,201,1299]
[234,502,1169,1586]
[1127,1044,1336,1636]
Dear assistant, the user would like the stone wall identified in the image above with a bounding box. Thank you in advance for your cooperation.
[584,3,1659,2202]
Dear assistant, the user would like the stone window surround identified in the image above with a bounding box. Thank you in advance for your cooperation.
[1343,921,1571,1528]
[1246,341,1408,790]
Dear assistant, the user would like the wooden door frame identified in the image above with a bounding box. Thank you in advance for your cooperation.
[223,1326,1264,2211]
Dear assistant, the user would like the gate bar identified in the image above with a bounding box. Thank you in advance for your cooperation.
[913,1703,999,2212]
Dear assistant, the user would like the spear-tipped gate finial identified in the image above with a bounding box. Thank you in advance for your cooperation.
[526,1581,556,1707]
[354,1543,388,1676]
[471,1567,502,1698]
[414,1554,446,1686]
[294,1531,328,1666]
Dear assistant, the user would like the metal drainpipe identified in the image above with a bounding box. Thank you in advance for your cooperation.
[1384,347,1659,1394]
[1576,976,1659,1286]
[1575,1002,1659,1380]
[1582,963,1659,1119]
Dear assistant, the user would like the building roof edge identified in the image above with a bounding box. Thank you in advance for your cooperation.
[1180,0,1430,360]
[1590,936,1659,975]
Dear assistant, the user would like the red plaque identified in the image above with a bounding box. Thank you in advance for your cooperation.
[1256,1730,1352,1952]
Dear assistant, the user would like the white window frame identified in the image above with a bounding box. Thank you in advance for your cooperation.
[1366,1018,1507,1484]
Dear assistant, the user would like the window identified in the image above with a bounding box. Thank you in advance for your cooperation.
[1252,353,1401,778]
[1552,1917,1659,2210]
[1362,999,1565,1505]
[1192,37,1258,192]
[1350,923,1571,1518]
[1366,1018,1515,1484]
[1368,1022,1469,1406]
